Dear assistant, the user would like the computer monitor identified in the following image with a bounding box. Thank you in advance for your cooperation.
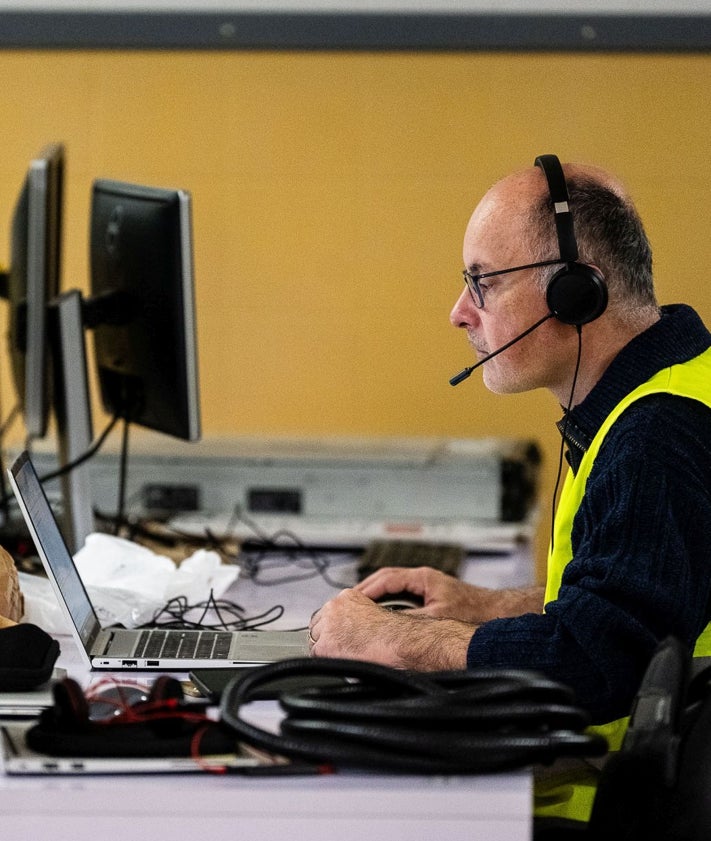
[1,142,64,440]
[87,179,200,442]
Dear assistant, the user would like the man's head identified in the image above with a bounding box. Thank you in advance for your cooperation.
[450,158,660,402]
[527,162,656,318]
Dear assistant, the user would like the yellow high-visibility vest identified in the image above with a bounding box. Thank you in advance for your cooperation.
[536,346,711,823]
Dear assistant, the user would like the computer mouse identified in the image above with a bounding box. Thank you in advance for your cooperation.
[374,591,425,611]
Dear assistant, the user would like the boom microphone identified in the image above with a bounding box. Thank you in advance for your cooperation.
[449,312,554,386]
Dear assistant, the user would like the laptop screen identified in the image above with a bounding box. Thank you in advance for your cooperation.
[9,451,100,648]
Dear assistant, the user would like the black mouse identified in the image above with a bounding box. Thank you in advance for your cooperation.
[374,591,425,611]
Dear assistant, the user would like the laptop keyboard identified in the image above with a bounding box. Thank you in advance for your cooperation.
[134,629,233,659]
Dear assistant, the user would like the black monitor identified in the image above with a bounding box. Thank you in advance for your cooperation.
[2,142,64,440]
[87,179,200,441]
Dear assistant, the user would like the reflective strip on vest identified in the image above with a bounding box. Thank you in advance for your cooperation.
[537,346,711,823]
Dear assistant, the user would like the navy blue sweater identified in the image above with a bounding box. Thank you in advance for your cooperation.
[466,305,711,723]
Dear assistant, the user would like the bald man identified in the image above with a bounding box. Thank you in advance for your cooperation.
[308,157,711,826]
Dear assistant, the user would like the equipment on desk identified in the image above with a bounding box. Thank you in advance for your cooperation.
[8,451,309,671]
[0,623,59,693]
[0,671,65,719]
[27,434,540,552]
[190,667,348,702]
[0,722,268,775]
[1,674,273,775]
[220,657,607,775]
[357,539,465,580]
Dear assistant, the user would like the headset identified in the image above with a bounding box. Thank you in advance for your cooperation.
[535,153,608,327]
[26,675,235,758]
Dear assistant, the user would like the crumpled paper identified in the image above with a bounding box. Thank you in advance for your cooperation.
[19,532,239,633]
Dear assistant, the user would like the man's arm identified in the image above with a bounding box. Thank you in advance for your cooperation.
[307,571,545,671]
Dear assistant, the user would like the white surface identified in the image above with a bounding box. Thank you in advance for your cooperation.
[1,556,534,839]
[0,766,531,841]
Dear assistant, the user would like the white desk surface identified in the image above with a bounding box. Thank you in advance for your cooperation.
[1,549,534,841]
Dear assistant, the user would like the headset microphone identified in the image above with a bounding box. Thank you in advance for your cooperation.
[449,312,554,386]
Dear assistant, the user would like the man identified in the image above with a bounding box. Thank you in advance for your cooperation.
[308,156,711,824]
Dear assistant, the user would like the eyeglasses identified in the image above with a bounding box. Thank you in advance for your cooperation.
[462,259,565,309]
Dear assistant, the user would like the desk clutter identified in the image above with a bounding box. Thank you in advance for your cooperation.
[2,656,607,778]
[0,623,59,693]
[0,536,600,777]
[0,456,546,781]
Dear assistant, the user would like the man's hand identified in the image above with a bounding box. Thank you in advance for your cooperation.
[352,566,545,624]
[308,587,473,671]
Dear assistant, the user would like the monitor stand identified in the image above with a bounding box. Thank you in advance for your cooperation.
[50,289,95,554]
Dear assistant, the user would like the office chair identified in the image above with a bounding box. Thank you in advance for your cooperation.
[536,636,711,841]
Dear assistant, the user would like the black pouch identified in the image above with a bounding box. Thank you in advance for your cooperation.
[0,623,60,691]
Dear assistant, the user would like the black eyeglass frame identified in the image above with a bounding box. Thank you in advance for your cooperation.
[462,259,566,308]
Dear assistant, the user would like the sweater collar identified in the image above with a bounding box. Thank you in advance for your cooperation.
[557,305,711,467]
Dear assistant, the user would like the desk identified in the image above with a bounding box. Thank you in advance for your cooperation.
[0,743,530,841]
[1,550,534,840]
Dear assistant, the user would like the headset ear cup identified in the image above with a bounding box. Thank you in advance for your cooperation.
[148,675,185,704]
[52,677,90,730]
[143,675,187,737]
[546,264,608,326]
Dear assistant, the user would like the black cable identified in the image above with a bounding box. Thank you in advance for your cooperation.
[0,412,121,514]
[145,590,287,632]
[114,417,130,536]
[550,325,584,552]
[220,658,608,774]
[227,504,353,589]
[39,413,120,484]
[0,403,21,439]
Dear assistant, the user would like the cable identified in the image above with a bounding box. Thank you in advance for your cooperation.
[38,412,120,484]
[0,412,121,514]
[550,325,584,552]
[220,658,608,774]
[145,589,288,632]
[113,417,130,535]
[226,504,353,589]
[0,403,21,440]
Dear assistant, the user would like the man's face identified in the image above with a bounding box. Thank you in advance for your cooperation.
[450,175,572,395]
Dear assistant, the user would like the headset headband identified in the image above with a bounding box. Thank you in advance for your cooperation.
[534,154,579,263]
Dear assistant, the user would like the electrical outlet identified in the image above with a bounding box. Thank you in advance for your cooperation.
[142,484,200,512]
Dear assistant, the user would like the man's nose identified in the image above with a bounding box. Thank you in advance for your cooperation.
[450,286,479,328]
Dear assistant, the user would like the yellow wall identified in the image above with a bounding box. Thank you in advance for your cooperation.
[1,49,710,575]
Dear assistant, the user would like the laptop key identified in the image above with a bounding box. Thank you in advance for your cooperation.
[212,633,233,658]
[162,634,183,658]
[139,630,168,658]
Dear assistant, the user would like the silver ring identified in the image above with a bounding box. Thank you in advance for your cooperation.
[308,630,316,646]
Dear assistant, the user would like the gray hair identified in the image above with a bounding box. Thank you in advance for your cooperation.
[529,176,658,316]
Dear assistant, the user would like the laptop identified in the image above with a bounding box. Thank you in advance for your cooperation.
[0,721,269,775]
[8,451,309,671]
[0,668,65,718]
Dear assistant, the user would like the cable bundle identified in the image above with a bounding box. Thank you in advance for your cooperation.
[220,658,607,774]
